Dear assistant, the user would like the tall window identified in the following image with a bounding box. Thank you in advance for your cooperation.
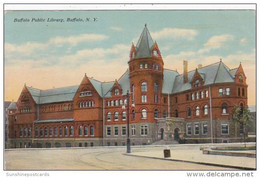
[154,94,158,103]
[131,125,136,136]
[84,126,88,136]
[186,124,192,135]
[192,93,195,100]
[59,127,62,137]
[141,82,147,92]
[196,92,199,100]
[144,63,148,69]
[194,79,200,87]
[122,111,126,120]
[114,127,119,136]
[35,128,39,137]
[141,95,147,103]
[106,127,111,136]
[242,88,245,96]
[154,83,159,92]
[238,88,240,96]
[139,63,143,69]
[115,100,119,106]
[64,126,68,137]
[222,103,228,114]
[70,126,74,136]
[107,101,110,107]
[196,106,200,116]
[154,109,158,118]
[49,127,53,137]
[132,84,135,104]
[114,112,119,121]
[163,110,167,118]
[122,126,126,136]
[201,91,204,98]
[40,128,43,137]
[111,100,114,106]
[132,110,135,119]
[24,128,27,137]
[90,126,94,136]
[205,90,209,97]
[219,88,223,96]
[175,109,178,117]
[120,99,123,105]
[141,125,148,136]
[202,123,208,135]
[226,88,230,95]
[79,126,83,136]
[54,127,58,136]
[187,107,191,117]
[44,127,48,137]
[204,105,208,115]
[107,112,111,121]
[239,75,243,83]
[28,128,31,137]
[194,123,200,135]
[141,109,147,119]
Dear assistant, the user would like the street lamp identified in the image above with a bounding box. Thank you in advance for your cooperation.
[122,90,134,153]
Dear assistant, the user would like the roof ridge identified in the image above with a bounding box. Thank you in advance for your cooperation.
[213,61,222,83]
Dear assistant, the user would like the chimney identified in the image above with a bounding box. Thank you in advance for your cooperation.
[183,60,188,83]
[198,64,202,69]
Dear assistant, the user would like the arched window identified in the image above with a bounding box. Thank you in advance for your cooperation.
[154,83,159,92]
[154,109,158,118]
[115,100,119,106]
[111,100,114,106]
[20,128,23,137]
[107,112,111,121]
[201,91,204,98]
[24,128,28,137]
[192,93,195,100]
[28,128,31,137]
[141,82,147,92]
[196,106,200,116]
[90,126,94,136]
[196,92,199,99]
[131,84,135,104]
[239,75,243,83]
[70,126,74,136]
[35,128,39,137]
[84,126,88,136]
[187,107,191,117]
[115,89,119,95]
[194,79,200,87]
[49,127,53,137]
[204,105,208,115]
[79,126,83,136]
[132,110,135,119]
[222,103,228,114]
[153,49,158,57]
[54,127,58,136]
[59,127,62,137]
[205,90,209,97]
[141,109,147,119]
[40,128,43,137]
[64,126,68,136]
[44,127,48,137]
[175,109,178,117]
[114,112,119,121]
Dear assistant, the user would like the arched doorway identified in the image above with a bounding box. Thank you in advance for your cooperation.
[160,128,164,140]
[174,128,180,141]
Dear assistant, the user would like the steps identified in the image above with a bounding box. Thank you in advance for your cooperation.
[151,140,179,145]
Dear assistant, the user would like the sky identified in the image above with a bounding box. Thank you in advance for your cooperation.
[4,9,256,106]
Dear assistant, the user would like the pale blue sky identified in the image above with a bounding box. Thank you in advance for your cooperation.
[4,10,256,105]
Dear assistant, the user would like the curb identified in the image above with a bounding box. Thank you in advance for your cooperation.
[123,153,256,170]
[202,149,256,158]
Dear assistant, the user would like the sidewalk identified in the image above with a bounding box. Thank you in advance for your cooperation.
[127,147,256,170]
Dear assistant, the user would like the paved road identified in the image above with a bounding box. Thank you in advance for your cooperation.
[5,145,236,170]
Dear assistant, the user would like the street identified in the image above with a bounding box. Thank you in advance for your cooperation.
[4,144,242,170]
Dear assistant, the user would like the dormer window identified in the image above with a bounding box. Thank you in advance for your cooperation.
[80,91,92,97]
[115,89,119,95]
[153,50,158,57]
[194,79,200,87]
[131,52,135,59]
[239,75,243,83]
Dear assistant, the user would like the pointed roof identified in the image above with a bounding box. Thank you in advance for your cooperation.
[7,102,17,110]
[214,61,234,83]
[135,24,154,58]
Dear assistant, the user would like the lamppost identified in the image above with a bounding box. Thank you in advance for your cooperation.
[122,90,132,153]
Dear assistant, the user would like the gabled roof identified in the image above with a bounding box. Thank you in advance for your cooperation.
[162,69,179,94]
[135,25,154,58]
[172,61,235,94]
[7,102,17,110]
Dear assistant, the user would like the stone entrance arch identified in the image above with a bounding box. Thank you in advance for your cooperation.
[174,128,180,141]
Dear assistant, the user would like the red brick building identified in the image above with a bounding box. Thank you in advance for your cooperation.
[8,25,248,148]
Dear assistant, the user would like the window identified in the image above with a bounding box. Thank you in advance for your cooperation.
[70,126,74,136]
[132,84,135,104]
[192,93,195,100]
[154,109,158,118]
[28,128,31,137]
[144,63,148,69]
[154,83,159,92]
[122,111,126,120]
[44,127,48,137]
[79,126,83,136]
[24,128,27,137]
[90,126,94,136]
[107,101,110,107]
[141,125,148,136]
[132,110,135,119]
[153,50,158,57]
[141,109,147,119]
[238,88,240,96]
[115,89,119,95]
[141,82,147,92]
[202,123,208,135]
[107,127,111,136]
[114,127,119,136]
[196,106,200,116]
[154,94,158,103]
[204,105,208,115]
[111,100,114,106]
[84,126,88,136]
[186,124,192,135]
[175,109,178,117]
[114,112,119,121]
[196,92,199,100]
[40,128,43,137]
[201,91,204,98]
[131,125,136,136]
[194,79,200,87]
[131,52,135,59]
[218,88,223,96]
[139,63,143,69]
[226,88,230,95]
[107,112,111,121]
[194,123,200,135]
[163,110,167,118]
[221,123,229,135]
[64,126,68,137]
[222,103,228,114]
[35,128,39,137]
[49,127,53,137]
[59,127,62,136]
[115,100,119,106]
[54,127,58,136]
[120,99,123,105]
[242,88,245,97]
[187,107,191,117]
[205,90,209,97]
[186,94,189,101]
[141,95,147,103]
[239,75,243,83]
[122,126,126,136]
[80,91,92,97]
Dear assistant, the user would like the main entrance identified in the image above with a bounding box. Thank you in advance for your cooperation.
[160,128,164,140]
[174,128,180,141]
